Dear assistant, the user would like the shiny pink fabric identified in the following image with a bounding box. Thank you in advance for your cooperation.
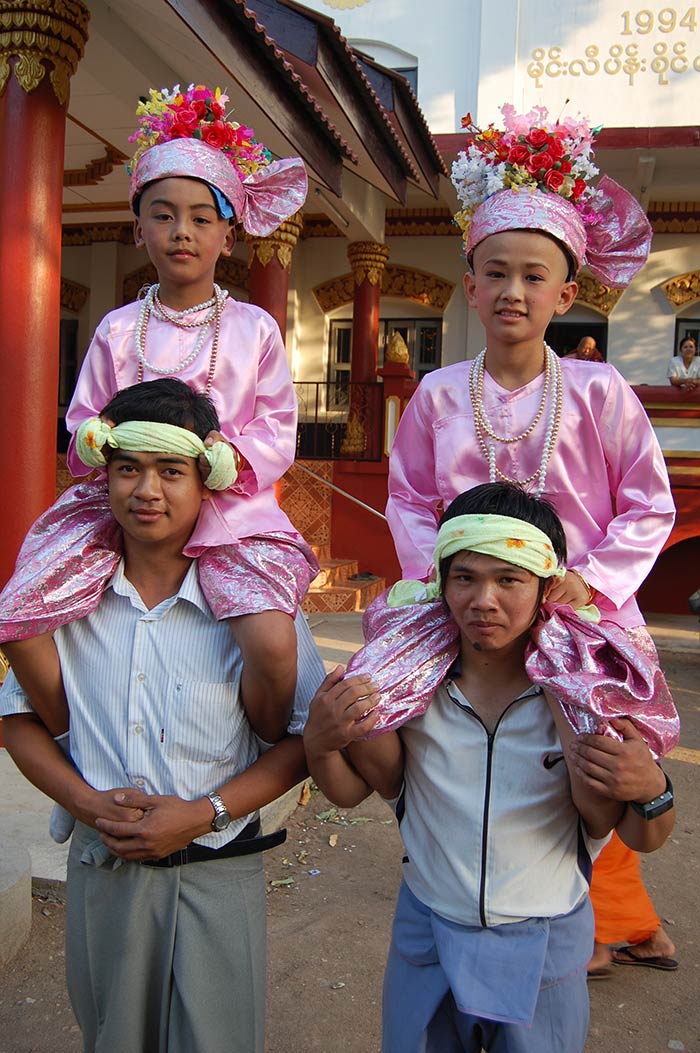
[525,606,679,760]
[348,593,679,758]
[0,484,120,640]
[466,176,652,288]
[0,483,318,640]
[66,298,298,552]
[0,297,316,640]
[387,359,675,629]
[345,590,459,736]
[199,536,318,620]
[130,139,308,237]
[467,189,587,271]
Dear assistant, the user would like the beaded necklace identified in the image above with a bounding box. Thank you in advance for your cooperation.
[135,283,229,395]
[469,344,562,498]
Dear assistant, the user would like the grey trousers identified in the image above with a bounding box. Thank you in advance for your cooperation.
[66,822,267,1053]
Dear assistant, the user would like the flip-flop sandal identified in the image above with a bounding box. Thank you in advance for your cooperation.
[587,967,613,981]
[612,947,679,971]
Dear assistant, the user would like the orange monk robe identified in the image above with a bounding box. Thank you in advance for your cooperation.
[590,831,660,945]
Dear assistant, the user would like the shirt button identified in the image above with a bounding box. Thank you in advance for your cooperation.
[134,778,145,787]
[133,724,143,735]
[137,673,146,683]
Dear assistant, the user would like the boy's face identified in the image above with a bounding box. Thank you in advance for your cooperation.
[107,447,210,554]
[463,230,578,351]
[443,550,542,655]
[134,177,234,294]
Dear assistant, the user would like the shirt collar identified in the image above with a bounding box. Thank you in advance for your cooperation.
[107,559,213,617]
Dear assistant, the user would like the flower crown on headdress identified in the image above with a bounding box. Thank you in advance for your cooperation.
[127,84,272,180]
[451,104,604,241]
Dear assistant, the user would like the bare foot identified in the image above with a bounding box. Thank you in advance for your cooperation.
[629,925,676,959]
[588,941,613,973]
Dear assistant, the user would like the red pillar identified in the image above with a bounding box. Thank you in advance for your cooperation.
[246,213,303,339]
[347,241,390,383]
[0,4,89,587]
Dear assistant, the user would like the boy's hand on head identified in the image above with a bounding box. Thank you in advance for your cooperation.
[201,430,246,476]
[566,718,666,803]
[304,667,380,757]
[546,570,593,609]
[203,429,229,448]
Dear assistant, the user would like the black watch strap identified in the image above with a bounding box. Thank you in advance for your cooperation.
[629,771,674,821]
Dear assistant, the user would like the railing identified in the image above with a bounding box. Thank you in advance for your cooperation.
[294,381,383,461]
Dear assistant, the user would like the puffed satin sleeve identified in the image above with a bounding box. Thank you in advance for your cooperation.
[386,384,443,580]
[225,315,297,497]
[65,317,119,477]
[575,371,675,609]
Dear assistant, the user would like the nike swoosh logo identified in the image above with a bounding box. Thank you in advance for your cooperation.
[543,753,564,769]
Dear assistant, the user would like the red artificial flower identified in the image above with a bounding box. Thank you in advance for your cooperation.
[169,105,200,133]
[508,144,530,166]
[544,168,565,192]
[526,128,549,149]
[548,138,565,161]
[571,178,587,199]
[526,150,553,176]
[192,100,207,120]
[201,120,230,150]
[169,119,194,139]
[560,160,572,174]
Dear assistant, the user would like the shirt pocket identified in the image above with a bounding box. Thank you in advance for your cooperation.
[163,677,247,764]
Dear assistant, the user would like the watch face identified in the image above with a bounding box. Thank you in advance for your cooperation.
[212,809,232,832]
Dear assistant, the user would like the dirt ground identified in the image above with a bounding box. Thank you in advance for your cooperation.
[1,648,698,1053]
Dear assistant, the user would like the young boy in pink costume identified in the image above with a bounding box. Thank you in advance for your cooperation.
[346,105,678,759]
[0,86,315,774]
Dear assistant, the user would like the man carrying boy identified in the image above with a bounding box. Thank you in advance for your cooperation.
[305,483,675,1052]
[0,378,325,1053]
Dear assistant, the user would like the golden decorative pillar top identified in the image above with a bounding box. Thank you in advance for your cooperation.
[575,274,624,317]
[347,241,390,287]
[385,330,410,364]
[247,212,303,271]
[0,0,90,107]
[661,271,700,308]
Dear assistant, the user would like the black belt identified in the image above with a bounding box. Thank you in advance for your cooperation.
[140,818,286,868]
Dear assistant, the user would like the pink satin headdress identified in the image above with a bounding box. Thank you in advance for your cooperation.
[465,178,651,288]
[130,138,308,238]
[453,105,652,288]
[127,85,307,237]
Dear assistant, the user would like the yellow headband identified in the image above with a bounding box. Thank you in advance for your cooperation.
[75,417,237,491]
[388,513,566,607]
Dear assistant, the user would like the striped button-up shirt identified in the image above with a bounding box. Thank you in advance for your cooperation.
[0,560,326,847]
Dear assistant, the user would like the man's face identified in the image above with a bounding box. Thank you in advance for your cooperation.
[107,448,209,552]
[443,550,542,656]
[463,231,578,354]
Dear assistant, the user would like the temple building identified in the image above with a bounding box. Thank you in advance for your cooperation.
[0,0,698,613]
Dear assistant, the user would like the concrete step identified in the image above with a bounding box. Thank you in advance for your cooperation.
[303,572,385,614]
[310,558,359,589]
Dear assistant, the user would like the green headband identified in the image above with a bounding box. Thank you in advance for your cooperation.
[75,417,237,491]
[388,513,566,607]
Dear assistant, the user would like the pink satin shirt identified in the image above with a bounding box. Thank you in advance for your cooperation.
[65,298,297,553]
[387,359,675,628]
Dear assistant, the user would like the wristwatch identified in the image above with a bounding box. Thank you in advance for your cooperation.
[629,771,674,821]
[206,792,232,832]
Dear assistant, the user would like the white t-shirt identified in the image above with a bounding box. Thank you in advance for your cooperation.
[667,354,700,380]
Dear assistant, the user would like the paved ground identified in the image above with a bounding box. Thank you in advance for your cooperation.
[0,613,698,1052]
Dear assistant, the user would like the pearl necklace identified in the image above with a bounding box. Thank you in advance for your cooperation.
[136,283,228,394]
[469,344,562,497]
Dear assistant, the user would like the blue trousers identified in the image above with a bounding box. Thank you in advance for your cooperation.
[382,882,591,1053]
